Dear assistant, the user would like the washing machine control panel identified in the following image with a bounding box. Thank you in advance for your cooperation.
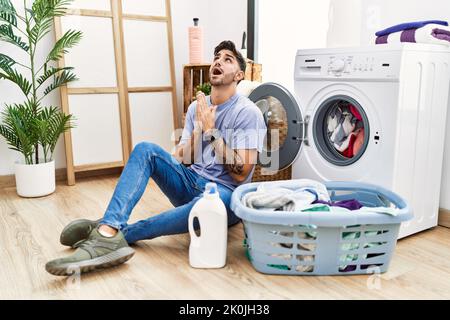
[296,52,401,80]
[329,58,346,73]
[327,55,377,76]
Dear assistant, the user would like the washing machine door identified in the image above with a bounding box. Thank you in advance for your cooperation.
[248,82,304,171]
[310,94,371,166]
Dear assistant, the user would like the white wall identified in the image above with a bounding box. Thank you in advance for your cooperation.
[0,0,246,176]
[256,0,331,91]
[443,102,450,209]
[327,0,362,47]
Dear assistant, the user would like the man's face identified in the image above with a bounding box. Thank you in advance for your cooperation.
[209,49,243,86]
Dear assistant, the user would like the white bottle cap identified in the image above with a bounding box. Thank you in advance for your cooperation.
[204,182,219,198]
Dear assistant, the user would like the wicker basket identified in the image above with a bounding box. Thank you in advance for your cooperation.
[251,165,292,182]
[251,95,290,182]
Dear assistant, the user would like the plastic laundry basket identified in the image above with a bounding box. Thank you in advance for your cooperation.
[230,180,413,276]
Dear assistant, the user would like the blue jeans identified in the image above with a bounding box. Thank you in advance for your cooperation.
[100,142,241,244]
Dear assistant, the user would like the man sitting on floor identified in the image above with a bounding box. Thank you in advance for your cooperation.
[45,40,267,276]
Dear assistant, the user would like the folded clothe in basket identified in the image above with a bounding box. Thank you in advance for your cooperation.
[303,204,399,216]
[242,178,400,216]
[313,199,363,211]
[375,23,450,46]
[242,179,330,212]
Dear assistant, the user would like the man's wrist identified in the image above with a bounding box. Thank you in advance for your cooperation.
[210,136,222,151]
[204,128,221,143]
[192,127,202,138]
[203,125,216,133]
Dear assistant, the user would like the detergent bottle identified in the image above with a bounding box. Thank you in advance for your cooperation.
[188,182,228,268]
[188,17,204,64]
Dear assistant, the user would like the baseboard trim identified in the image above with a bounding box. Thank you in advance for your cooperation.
[439,208,450,228]
[0,167,122,189]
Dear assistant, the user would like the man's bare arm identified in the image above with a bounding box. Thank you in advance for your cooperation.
[173,127,202,165]
[211,137,257,183]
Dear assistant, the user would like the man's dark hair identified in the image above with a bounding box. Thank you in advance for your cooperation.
[214,40,246,74]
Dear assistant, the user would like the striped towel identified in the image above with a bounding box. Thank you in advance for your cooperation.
[375,24,450,46]
[375,20,448,37]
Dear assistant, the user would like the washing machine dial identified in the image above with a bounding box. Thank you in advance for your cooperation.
[330,58,346,72]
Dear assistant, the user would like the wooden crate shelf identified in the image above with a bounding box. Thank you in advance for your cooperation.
[183,59,262,113]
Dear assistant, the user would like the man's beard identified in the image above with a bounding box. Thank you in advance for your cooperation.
[209,72,236,87]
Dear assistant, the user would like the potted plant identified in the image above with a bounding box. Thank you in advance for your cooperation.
[196,82,211,95]
[0,0,82,197]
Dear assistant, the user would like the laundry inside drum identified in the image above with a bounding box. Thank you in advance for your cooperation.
[325,101,366,159]
[255,96,288,152]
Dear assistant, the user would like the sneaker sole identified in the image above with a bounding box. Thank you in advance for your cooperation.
[59,219,99,247]
[45,247,135,276]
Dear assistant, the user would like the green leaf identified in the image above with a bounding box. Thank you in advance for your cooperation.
[0,24,29,51]
[33,114,51,161]
[0,0,17,27]
[196,82,211,95]
[0,68,32,96]
[43,69,77,96]
[29,17,54,44]
[35,105,74,159]
[0,103,38,164]
[28,0,58,45]
[36,18,53,41]
[25,8,35,19]
[32,0,73,21]
[0,121,19,150]
[37,66,73,86]
[47,109,74,154]
[0,53,15,73]
[46,29,82,62]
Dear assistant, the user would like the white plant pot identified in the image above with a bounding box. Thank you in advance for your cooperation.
[14,159,55,198]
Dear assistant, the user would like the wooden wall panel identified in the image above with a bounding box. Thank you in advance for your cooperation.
[61,15,117,88]
[128,92,175,152]
[70,0,111,11]
[55,0,178,185]
[121,0,166,16]
[122,20,171,87]
[68,94,123,167]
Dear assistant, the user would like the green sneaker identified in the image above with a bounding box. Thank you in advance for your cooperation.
[60,218,101,248]
[46,227,135,276]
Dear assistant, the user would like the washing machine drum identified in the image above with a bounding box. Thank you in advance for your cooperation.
[248,82,371,170]
[248,82,304,171]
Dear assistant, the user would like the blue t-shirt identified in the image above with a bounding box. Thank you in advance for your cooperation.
[179,93,267,190]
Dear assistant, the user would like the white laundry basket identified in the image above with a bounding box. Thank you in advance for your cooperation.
[230,180,413,276]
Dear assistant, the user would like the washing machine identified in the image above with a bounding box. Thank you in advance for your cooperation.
[248,43,450,238]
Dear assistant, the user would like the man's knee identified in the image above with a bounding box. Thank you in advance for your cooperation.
[132,141,162,157]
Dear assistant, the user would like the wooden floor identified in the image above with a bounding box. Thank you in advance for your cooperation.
[0,174,449,300]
